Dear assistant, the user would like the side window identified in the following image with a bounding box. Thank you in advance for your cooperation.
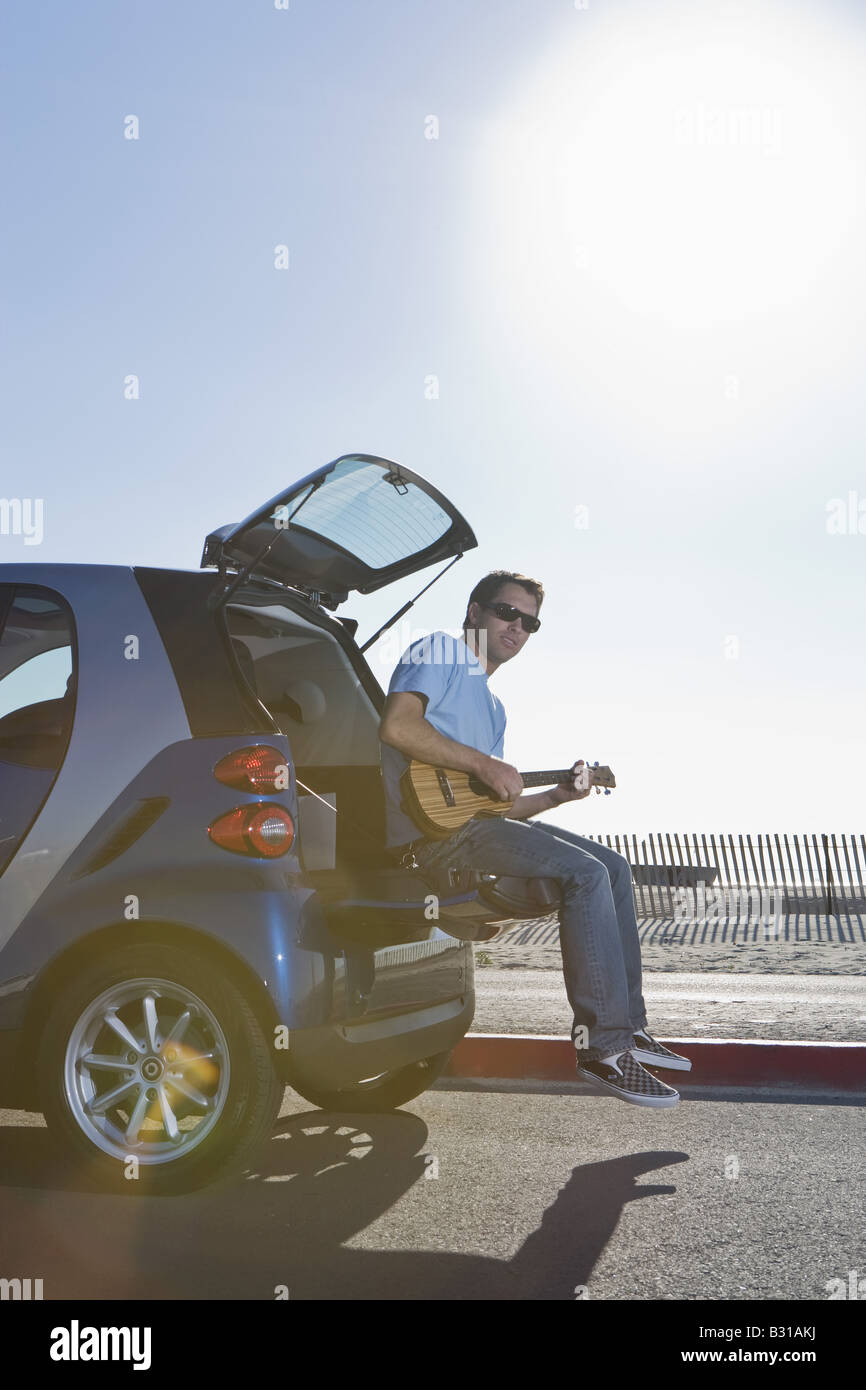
[0,587,75,873]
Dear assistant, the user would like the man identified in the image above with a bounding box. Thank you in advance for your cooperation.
[378,569,691,1108]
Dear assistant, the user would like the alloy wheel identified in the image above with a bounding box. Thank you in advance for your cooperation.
[63,976,231,1165]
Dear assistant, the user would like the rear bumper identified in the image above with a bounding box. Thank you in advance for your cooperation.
[284,992,474,1088]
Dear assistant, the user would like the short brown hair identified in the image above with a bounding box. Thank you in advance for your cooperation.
[463,570,545,629]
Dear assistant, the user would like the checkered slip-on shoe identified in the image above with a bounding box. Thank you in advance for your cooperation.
[630,1029,692,1072]
[576,1050,680,1108]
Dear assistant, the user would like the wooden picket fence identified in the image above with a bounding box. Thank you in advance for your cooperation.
[582,832,866,916]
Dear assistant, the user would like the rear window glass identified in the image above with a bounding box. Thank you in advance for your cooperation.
[274,456,452,569]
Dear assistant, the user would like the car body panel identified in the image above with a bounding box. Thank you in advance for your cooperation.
[0,566,190,954]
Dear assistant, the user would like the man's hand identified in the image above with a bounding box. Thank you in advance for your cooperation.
[476,754,524,802]
[548,760,593,805]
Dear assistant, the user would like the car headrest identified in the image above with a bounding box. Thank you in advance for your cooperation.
[281,679,326,724]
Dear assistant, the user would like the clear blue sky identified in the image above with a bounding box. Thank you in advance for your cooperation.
[2,0,865,836]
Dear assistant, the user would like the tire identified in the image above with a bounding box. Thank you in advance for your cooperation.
[289,1048,453,1113]
[37,942,283,1195]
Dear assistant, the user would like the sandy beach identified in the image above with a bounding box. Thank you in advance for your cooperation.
[480,911,866,976]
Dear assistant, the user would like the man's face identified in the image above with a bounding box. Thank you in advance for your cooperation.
[468,583,539,667]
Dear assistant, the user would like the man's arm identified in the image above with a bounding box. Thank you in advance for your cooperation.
[380,691,525,811]
[508,762,593,819]
[505,789,559,821]
[379,691,487,775]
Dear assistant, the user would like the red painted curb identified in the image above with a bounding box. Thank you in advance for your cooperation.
[445,1034,866,1091]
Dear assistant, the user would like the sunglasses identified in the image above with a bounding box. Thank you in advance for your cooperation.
[482,602,541,634]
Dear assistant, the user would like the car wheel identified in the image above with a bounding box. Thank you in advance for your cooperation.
[288,1048,453,1113]
[37,942,283,1194]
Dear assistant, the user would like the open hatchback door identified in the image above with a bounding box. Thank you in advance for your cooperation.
[201,453,478,611]
[202,451,557,950]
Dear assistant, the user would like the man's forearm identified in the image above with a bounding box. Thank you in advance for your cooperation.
[505,789,559,820]
[380,717,486,775]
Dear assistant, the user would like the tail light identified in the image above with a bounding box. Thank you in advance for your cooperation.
[213,746,290,794]
[208,804,295,857]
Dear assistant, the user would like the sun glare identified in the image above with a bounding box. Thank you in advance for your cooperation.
[472,0,866,426]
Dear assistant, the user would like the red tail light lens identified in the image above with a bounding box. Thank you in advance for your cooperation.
[208,804,295,858]
[213,746,290,793]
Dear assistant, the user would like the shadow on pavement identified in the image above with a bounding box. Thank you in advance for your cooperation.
[0,1108,688,1300]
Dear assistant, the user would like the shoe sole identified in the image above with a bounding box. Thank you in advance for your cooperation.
[575,1065,680,1108]
[630,1047,692,1072]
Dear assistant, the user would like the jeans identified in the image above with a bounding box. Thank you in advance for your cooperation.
[412,815,648,1062]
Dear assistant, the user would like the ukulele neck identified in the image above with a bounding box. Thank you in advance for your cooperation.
[467,768,572,795]
[517,770,574,789]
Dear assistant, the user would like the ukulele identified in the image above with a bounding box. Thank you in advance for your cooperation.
[399,759,616,840]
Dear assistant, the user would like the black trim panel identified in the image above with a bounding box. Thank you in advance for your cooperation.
[134,568,275,737]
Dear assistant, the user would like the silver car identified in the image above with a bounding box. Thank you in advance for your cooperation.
[0,454,551,1193]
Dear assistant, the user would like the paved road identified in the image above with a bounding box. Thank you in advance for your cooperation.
[0,1082,861,1300]
[472,969,866,1042]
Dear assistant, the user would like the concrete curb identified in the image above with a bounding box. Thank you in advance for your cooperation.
[445,1034,866,1091]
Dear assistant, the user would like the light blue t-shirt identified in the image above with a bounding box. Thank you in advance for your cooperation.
[380,629,507,847]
